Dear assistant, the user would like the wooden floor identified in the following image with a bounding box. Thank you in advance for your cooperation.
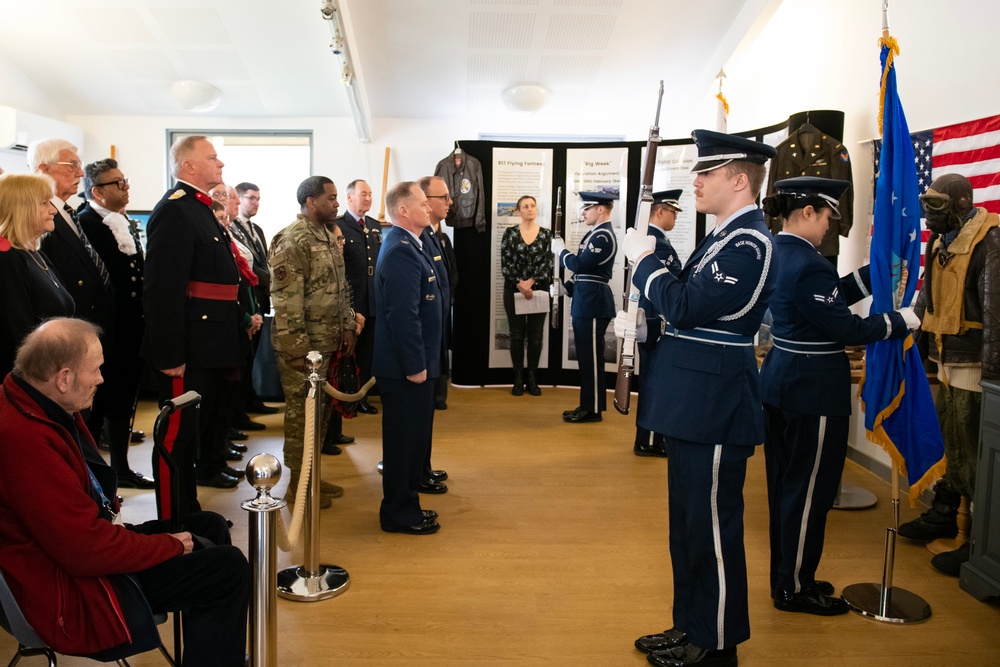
[4,385,999,665]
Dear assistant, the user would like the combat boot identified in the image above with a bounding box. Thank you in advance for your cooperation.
[512,369,524,396]
[525,370,541,396]
[898,483,960,540]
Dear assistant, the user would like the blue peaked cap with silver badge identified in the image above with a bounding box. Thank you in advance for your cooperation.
[690,129,776,174]
[652,189,683,211]
[577,191,619,209]
[773,176,851,219]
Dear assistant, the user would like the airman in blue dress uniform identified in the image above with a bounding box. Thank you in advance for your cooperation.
[621,130,777,667]
[633,189,683,457]
[758,177,915,615]
[552,191,618,423]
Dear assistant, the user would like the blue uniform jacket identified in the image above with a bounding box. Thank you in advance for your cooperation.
[560,221,617,319]
[371,226,443,380]
[632,208,777,445]
[639,225,682,345]
[759,233,908,416]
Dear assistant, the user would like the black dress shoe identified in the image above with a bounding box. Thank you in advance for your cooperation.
[419,480,448,494]
[197,472,240,489]
[931,543,970,576]
[321,443,343,456]
[771,580,835,598]
[224,445,244,462]
[648,645,736,667]
[562,406,582,417]
[229,441,248,453]
[116,469,156,490]
[564,410,602,423]
[228,429,249,441]
[428,469,448,482]
[773,586,849,616]
[334,433,355,444]
[381,517,440,535]
[435,401,448,410]
[635,628,687,654]
[634,441,668,458]
[422,509,439,521]
[248,401,280,414]
[357,399,379,415]
[224,465,246,479]
[130,429,145,443]
[234,416,266,431]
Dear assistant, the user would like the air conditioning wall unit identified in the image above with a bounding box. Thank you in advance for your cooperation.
[0,106,85,152]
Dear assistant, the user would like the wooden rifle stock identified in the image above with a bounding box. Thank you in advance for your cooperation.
[551,186,563,329]
[614,81,664,415]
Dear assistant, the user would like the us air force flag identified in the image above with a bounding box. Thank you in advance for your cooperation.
[860,34,946,504]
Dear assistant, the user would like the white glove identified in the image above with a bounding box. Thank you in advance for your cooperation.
[898,306,920,329]
[549,283,565,299]
[551,236,566,257]
[613,308,647,343]
[623,228,656,264]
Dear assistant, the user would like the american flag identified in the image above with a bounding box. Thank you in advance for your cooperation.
[874,113,1000,287]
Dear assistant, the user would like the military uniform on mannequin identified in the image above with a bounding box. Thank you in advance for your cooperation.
[766,112,854,261]
[552,191,618,424]
[900,173,1000,575]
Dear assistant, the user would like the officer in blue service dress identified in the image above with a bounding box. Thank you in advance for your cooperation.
[633,189,683,457]
[758,177,917,615]
[551,191,618,423]
[373,181,444,535]
[619,130,777,667]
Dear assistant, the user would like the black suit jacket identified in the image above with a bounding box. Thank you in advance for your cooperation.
[39,201,114,331]
[142,182,243,371]
[233,216,270,313]
[335,211,382,317]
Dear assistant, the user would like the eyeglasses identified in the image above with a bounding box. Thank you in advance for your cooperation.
[334,236,345,244]
[95,178,130,191]
[241,195,261,202]
[53,161,83,170]
[426,194,452,200]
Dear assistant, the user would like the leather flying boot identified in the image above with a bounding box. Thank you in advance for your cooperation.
[512,369,524,396]
[525,370,541,396]
[930,542,970,576]
[898,483,960,540]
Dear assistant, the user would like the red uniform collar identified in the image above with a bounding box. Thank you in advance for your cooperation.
[194,191,213,207]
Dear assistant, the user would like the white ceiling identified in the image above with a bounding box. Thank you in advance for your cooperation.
[0,0,781,130]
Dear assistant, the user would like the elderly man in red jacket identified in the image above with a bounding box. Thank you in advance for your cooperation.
[0,318,248,665]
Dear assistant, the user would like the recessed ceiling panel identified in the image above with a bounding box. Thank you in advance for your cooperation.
[545,14,615,49]
[469,12,535,49]
[71,7,156,43]
[538,55,602,86]
[554,0,623,7]
[468,54,529,85]
[216,85,265,114]
[177,49,249,80]
[466,88,504,112]
[104,49,179,80]
[472,0,540,4]
[150,7,231,44]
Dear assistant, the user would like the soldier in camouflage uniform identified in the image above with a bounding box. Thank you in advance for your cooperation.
[269,176,357,505]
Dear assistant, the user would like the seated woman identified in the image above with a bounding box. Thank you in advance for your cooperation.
[500,195,553,396]
[0,172,75,379]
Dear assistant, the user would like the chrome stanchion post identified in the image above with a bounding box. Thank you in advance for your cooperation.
[842,463,931,623]
[241,454,285,667]
[276,351,350,601]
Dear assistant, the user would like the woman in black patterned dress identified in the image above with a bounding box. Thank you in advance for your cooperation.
[500,195,553,396]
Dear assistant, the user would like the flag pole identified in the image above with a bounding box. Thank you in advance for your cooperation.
[841,2,931,623]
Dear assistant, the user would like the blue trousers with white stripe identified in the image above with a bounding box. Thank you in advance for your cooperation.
[572,316,611,413]
[763,404,848,594]
[666,436,754,650]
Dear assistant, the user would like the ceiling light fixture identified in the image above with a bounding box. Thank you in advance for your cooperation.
[170,80,222,113]
[502,84,549,113]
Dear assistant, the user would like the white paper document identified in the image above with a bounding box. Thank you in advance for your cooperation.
[513,291,550,315]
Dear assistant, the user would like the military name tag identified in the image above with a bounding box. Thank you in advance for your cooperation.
[428,275,436,282]
[433,255,442,261]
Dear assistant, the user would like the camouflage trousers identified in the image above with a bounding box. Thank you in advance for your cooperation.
[936,383,981,499]
[277,355,333,476]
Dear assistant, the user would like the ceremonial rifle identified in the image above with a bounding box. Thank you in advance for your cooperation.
[551,186,563,329]
[614,81,664,415]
